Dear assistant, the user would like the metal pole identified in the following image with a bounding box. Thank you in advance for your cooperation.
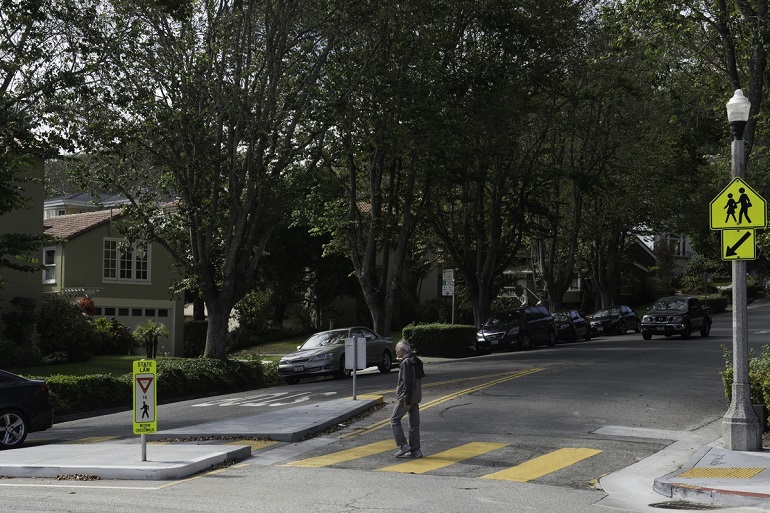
[352,338,357,400]
[451,289,455,324]
[722,133,762,451]
[141,433,147,461]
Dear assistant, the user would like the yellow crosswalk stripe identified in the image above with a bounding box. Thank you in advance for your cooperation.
[379,442,508,474]
[283,440,395,468]
[480,447,602,482]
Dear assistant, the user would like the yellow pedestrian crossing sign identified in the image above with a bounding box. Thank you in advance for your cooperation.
[133,359,157,434]
[722,229,756,260]
[710,177,766,230]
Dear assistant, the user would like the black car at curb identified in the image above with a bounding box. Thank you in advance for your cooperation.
[554,310,592,342]
[589,305,641,336]
[0,370,54,449]
[476,305,557,352]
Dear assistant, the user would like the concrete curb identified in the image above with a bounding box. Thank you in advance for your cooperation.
[0,444,251,481]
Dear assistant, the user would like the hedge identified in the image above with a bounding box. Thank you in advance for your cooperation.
[401,323,476,357]
[44,357,281,418]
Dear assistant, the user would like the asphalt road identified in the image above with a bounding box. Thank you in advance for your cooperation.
[15,300,769,512]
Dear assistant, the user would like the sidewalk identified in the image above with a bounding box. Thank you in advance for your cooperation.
[654,443,770,509]
[1,395,769,510]
[0,395,382,481]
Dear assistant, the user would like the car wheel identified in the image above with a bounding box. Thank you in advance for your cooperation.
[619,321,627,335]
[583,329,592,341]
[700,321,711,337]
[378,350,393,373]
[546,331,556,347]
[681,321,692,339]
[520,334,532,351]
[642,331,652,340]
[333,355,351,379]
[568,327,578,343]
[284,377,300,385]
[634,320,641,333]
[0,409,28,449]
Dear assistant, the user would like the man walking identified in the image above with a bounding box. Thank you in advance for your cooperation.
[391,339,423,458]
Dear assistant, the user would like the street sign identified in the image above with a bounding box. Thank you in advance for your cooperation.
[442,268,455,296]
[133,359,157,434]
[721,229,757,260]
[710,177,767,230]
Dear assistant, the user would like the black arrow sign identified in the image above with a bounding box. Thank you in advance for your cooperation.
[726,231,752,257]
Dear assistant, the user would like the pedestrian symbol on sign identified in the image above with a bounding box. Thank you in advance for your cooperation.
[710,177,766,230]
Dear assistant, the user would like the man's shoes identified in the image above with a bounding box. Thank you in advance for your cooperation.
[395,444,411,457]
[410,449,423,458]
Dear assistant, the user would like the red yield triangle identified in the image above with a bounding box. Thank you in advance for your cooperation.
[137,377,153,394]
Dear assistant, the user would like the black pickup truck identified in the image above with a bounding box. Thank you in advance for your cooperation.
[640,295,712,340]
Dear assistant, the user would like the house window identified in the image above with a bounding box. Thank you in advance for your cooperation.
[42,247,56,284]
[103,239,151,283]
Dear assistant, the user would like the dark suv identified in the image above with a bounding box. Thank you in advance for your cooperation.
[476,305,557,353]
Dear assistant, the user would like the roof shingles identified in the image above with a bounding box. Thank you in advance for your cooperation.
[44,209,125,240]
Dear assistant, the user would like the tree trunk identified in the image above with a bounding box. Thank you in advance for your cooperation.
[203,300,233,359]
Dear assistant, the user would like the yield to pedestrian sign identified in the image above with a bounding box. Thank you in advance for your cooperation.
[710,177,766,230]
[133,359,157,434]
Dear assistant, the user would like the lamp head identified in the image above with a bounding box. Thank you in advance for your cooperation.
[727,89,751,122]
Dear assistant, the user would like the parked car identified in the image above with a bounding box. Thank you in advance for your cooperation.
[0,370,54,449]
[589,305,641,336]
[278,327,395,384]
[476,305,557,353]
[553,310,592,343]
[641,295,712,340]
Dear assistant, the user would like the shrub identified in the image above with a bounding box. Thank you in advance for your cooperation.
[721,344,770,407]
[93,317,135,355]
[133,319,169,359]
[37,294,100,362]
[401,323,476,357]
[234,289,275,334]
[704,295,728,314]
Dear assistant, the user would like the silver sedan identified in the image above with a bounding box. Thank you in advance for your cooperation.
[278,327,395,384]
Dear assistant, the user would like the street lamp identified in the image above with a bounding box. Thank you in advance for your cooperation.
[722,88,762,451]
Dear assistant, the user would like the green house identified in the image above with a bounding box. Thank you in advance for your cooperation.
[43,209,184,356]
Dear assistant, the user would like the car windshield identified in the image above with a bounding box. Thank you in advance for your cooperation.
[552,312,569,321]
[300,331,347,349]
[485,311,522,326]
[595,308,620,317]
[652,298,687,311]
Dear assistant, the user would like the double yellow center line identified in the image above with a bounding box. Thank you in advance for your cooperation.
[341,368,544,438]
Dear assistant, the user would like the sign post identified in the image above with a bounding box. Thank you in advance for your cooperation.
[344,336,366,400]
[133,359,157,461]
[718,90,763,451]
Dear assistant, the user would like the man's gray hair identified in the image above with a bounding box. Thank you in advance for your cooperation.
[396,339,411,353]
